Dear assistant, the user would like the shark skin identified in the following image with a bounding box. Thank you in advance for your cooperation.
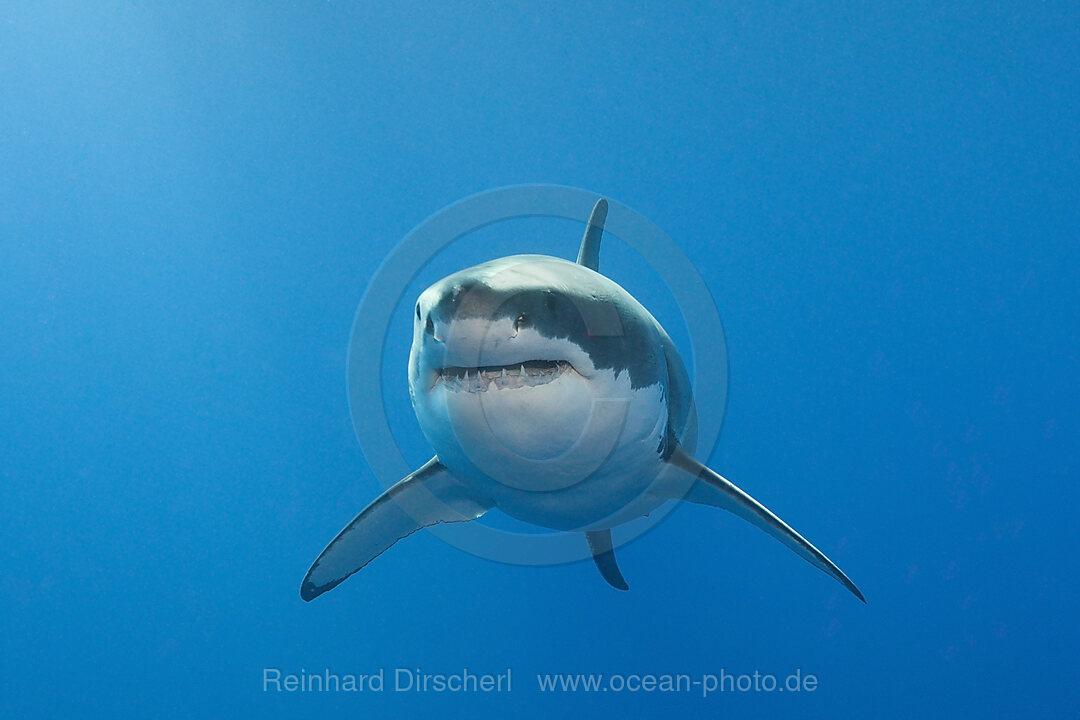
[302,199,864,603]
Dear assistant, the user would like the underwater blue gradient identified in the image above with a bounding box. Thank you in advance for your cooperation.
[2,2,1077,717]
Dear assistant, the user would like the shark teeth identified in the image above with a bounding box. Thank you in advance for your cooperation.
[437,360,572,393]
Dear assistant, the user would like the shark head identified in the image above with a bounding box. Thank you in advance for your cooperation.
[408,253,672,527]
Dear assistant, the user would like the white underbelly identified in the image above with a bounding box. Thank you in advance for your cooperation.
[416,370,671,531]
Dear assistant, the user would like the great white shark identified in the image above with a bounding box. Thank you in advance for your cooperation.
[302,199,864,602]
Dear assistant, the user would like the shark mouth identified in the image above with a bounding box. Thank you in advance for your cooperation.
[436,360,575,393]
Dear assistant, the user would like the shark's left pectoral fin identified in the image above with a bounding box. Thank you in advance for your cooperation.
[301,457,492,601]
[664,447,865,602]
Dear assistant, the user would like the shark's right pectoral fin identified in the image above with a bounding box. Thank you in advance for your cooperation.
[301,457,492,601]
[665,446,865,602]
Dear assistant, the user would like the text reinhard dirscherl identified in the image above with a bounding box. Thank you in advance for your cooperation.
[263,668,512,694]
[262,668,820,697]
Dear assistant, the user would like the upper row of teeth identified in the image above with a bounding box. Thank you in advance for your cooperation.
[443,364,560,380]
[437,362,570,390]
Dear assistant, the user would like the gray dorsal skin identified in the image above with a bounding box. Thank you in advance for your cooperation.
[576,198,608,271]
[301,458,493,602]
[585,529,629,591]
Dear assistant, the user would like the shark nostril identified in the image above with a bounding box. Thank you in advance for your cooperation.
[425,317,435,335]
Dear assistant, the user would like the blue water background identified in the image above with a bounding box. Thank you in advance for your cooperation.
[2,3,1077,717]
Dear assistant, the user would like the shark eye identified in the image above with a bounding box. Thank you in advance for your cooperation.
[416,303,421,320]
[514,313,529,331]
[425,316,434,334]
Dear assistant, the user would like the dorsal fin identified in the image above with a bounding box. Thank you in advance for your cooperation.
[585,529,629,590]
[576,198,608,271]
